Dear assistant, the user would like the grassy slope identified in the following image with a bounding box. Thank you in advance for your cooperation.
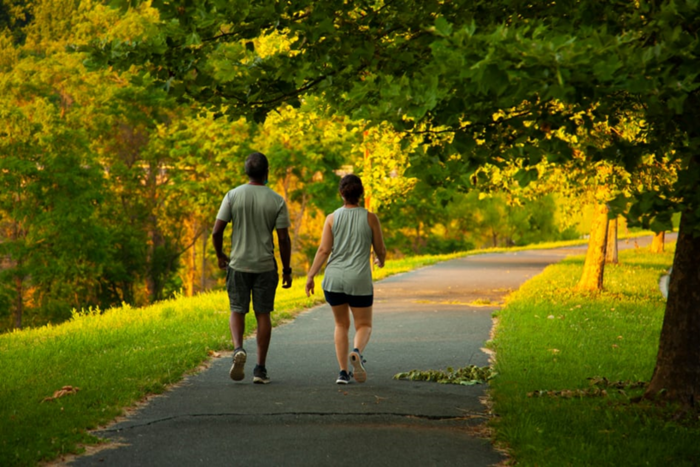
[490,245,700,466]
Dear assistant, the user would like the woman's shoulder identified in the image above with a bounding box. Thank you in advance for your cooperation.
[366,210,382,227]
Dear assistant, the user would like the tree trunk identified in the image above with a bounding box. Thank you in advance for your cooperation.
[650,231,666,253]
[292,193,307,256]
[201,227,208,292]
[413,223,421,254]
[645,211,700,408]
[13,275,23,329]
[145,162,166,303]
[146,226,162,303]
[605,218,618,264]
[186,218,197,297]
[577,203,609,291]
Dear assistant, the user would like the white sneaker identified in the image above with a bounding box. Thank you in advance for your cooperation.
[229,349,247,381]
[349,349,366,383]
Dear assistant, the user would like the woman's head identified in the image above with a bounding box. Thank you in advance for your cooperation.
[339,174,364,205]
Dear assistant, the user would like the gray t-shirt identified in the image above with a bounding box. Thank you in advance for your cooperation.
[321,207,373,296]
[216,184,290,273]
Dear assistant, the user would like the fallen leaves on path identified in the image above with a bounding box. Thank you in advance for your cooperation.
[394,365,495,385]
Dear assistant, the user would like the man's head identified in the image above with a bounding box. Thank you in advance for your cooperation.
[339,174,364,205]
[245,152,269,182]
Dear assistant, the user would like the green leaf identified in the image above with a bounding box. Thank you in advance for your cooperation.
[434,16,453,37]
[514,168,539,188]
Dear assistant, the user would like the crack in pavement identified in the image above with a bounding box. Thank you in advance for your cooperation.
[99,411,493,432]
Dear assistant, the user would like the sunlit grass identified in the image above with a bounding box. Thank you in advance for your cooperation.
[490,245,700,466]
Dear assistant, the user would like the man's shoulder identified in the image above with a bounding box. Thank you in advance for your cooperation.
[222,184,244,198]
[260,187,287,205]
[230,184,248,194]
[234,186,287,209]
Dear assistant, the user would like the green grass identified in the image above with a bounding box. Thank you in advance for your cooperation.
[0,252,466,466]
[490,244,700,466]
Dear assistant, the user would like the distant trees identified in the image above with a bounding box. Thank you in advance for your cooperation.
[0,2,431,331]
[0,1,255,329]
[4,0,669,347]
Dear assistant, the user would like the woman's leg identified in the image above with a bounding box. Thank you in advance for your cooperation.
[348,305,372,383]
[331,303,351,371]
[350,306,373,353]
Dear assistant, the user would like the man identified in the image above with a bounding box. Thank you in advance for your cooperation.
[212,152,292,384]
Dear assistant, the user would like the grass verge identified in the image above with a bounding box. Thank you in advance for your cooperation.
[489,245,700,466]
[0,252,464,466]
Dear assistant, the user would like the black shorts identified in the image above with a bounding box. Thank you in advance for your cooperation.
[226,268,279,314]
[323,290,373,308]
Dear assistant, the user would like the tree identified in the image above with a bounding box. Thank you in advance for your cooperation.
[577,203,609,291]
[157,109,254,296]
[650,231,666,254]
[0,95,108,328]
[605,218,619,265]
[469,130,633,283]
[252,102,358,263]
[0,0,185,328]
[90,0,700,407]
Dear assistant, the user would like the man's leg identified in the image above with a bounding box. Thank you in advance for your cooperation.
[227,269,251,381]
[229,312,248,381]
[227,269,249,350]
[255,312,272,367]
[229,311,246,350]
[250,270,278,384]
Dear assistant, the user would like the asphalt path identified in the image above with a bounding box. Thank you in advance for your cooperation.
[69,235,671,467]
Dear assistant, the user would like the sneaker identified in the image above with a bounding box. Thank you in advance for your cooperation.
[336,370,351,385]
[253,365,271,384]
[229,348,247,381]
[349,348,367,383]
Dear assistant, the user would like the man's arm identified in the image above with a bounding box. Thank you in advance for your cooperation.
[212,219,229,270]
[277,227,292,288]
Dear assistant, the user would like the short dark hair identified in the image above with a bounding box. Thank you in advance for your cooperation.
[245,152,268,180]
[339,174,364,205]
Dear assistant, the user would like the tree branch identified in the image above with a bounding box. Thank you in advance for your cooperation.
[216,73,332,107]
[409,110,533,135]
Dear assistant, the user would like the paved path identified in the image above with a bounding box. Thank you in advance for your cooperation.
[69,236,671,467]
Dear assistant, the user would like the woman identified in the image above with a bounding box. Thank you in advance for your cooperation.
[306,174,386,384]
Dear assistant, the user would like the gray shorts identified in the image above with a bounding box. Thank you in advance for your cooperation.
[226,268,279,314]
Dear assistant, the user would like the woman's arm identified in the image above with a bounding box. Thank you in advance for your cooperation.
[368,212,386,268]
[305,214,334,296]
